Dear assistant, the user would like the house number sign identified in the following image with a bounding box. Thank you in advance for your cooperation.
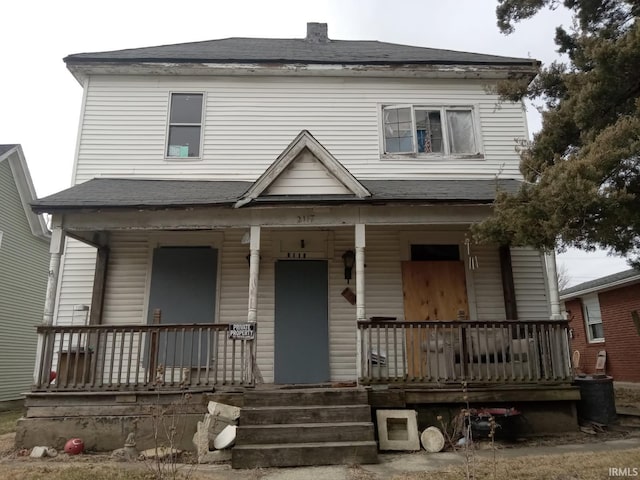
[228,323,255,340]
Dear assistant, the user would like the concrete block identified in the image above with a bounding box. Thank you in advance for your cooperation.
[30,446,48,458]
[207,401,240,421]
[376,410,420,451]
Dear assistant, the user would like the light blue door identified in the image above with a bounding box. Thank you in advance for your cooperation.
[274,260,329,384]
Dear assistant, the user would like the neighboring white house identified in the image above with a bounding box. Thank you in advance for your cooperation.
[30,23,565,389]
[0,144,50,405]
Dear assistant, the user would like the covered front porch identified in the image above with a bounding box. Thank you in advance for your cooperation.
[30,199,571,394]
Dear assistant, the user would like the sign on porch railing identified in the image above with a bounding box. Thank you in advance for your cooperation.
[228,323,255,340]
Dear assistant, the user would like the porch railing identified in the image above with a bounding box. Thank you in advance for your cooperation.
[358,319,572,385]
[34,323,255,392]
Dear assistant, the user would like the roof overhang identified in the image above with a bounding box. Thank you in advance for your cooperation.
[559,270,640,301]
[66,61,538,85]
[31,178,521,215]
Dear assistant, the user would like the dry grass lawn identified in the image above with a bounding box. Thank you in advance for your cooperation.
[0,447,637,480]
[0,410,22,435]
[392,448,640,480]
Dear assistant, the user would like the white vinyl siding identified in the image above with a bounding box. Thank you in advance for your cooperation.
[470,245,508,320]
[264,150,351,195]
[54,239,97,326]
[75,76,526,184]
[510,247,551,320]
[0,160,49,402]
[102,233,149,325]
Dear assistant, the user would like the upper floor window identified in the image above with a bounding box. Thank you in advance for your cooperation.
[382,105,479,156]
[167,93,203,158]
[582,294,605,343]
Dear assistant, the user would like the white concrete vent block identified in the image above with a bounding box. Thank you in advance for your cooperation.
[208,401,240,421]
[376,409,420,451]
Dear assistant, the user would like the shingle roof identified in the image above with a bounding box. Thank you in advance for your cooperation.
[64,38,535,67]
[0,144,18,157]
[31,177,521,213]
[560,268,640,298]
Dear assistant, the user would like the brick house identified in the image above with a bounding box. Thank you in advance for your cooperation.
[560,269,640,383]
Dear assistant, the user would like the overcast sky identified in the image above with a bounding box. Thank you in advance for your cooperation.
[0,0,630,286]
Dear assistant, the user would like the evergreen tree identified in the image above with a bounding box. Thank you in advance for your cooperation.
[474,0,640,264]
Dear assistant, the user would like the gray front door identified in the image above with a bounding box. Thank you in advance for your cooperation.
[274,260,329,384]
[146,246,218,366]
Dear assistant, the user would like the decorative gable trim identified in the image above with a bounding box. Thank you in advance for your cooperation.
[235,130,370,208]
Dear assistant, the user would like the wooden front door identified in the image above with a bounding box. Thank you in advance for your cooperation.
[401,261,469,376]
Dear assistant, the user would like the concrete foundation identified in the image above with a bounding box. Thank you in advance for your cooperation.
[16,414,202,452]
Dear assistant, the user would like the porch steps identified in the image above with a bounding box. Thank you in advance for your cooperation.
[232,387,378,468]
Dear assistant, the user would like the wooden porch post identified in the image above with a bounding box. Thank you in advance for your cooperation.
[355,224,366,381]
[499,245,518,320]
[34,222,65,384]
[89,244,110,325]
[544,251,563,320]
[247,225,262,383]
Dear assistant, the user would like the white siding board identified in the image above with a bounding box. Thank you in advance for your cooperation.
[265,152,352,195]
[102,233,149,325]
[74,76,527,185]
[55,239,97,326]
[471,246,507,320]
[511,247,551,320]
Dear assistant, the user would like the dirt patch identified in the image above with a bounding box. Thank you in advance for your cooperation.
[0,433,15,458]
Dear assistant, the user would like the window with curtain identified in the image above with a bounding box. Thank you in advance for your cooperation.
[382,105,479,156]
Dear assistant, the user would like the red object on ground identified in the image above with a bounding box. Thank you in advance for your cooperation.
[49,371,57,382]
[64,438,84,455]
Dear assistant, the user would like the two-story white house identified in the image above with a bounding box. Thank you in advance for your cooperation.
[21,24,578,464]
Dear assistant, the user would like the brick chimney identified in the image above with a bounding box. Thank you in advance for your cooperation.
[306,23,329,43]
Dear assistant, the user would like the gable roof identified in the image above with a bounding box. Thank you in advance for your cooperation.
[560,268,640,300]
[0,145,50,240]
[31,177,521,213]
[235,130,370,207]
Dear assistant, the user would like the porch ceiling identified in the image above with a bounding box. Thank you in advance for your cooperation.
[31,178,522,214]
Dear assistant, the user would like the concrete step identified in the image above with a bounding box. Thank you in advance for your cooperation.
[243,388,368,407]
[236,422,375,444]
[231,440,379,469]
[240,404,371,425]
